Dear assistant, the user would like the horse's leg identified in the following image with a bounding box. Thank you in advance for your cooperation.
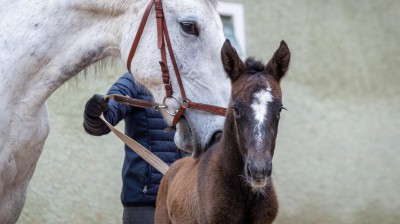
[0,105,50,224]
[155,175,172,224]
[0,173,29,224]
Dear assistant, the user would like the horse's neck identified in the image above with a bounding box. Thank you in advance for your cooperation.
[0,0,144,112]
[215,113,244,174]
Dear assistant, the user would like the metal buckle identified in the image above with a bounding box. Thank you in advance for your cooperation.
[161,95,180,116]
[164,79,171,86]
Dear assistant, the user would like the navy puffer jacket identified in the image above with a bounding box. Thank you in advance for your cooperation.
[102,73,186,206]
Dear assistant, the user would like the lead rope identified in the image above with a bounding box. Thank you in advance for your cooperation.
[99,115,169,175]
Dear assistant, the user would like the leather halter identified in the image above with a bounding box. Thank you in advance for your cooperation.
[125,0,227,127]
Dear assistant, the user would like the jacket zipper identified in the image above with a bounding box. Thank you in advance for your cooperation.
[143,164,152,193]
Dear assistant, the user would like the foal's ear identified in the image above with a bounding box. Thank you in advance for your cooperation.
[266,40,291,82]
[221,39,245,82]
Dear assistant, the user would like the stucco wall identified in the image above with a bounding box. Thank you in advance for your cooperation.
[18,1,400,223]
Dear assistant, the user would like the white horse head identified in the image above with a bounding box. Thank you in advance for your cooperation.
[0,0,230,223]
[125,0,230,154]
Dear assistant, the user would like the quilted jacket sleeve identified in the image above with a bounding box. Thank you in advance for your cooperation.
[103,72,138,126]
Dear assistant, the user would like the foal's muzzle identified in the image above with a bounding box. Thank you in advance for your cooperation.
[246,159,272,180]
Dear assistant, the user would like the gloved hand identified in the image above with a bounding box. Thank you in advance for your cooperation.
[83,94,110,136]
[84,94,109,118]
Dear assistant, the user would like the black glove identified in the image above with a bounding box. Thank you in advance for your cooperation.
[85,94,108,118]
[83,94,110,136]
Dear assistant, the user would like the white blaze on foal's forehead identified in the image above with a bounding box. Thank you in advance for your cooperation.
[251,87,273,125]
[251,87,273,149]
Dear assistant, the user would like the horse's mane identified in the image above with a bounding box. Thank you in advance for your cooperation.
[73,56,151,98]
[245,57,265,74]
[72,56,118,84]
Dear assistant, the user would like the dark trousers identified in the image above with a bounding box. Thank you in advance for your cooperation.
[123,206,155,224]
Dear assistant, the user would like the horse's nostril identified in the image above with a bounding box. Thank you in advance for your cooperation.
[246,163,252,177]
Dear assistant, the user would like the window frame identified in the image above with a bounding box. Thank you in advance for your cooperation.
[217,1,246,56]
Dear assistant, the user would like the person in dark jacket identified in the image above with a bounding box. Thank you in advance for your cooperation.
[83,72,187,224]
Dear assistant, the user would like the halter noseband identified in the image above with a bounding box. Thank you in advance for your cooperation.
[125,0,227,127]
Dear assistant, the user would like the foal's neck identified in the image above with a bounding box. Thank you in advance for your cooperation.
[216,112,245,173]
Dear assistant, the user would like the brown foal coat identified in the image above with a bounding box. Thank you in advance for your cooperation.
[155,40,290,224]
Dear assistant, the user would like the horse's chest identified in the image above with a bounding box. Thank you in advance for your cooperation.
[203,186,277,224]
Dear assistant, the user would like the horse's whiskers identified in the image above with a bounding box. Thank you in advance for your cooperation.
[239,174,269,196]
[252,185,268,197]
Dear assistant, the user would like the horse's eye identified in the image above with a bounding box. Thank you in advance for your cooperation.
[232,106,241,119]
[180,22,199,36]
[277,106,287,119]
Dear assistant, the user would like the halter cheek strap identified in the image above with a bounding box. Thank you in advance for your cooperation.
[126,0,153,73]
[126,0,227,127]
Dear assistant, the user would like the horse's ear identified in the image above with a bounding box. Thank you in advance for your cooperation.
[221,39,245,82]
[266,40,291,82]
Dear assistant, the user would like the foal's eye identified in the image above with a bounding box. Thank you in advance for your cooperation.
[180,22,199,36]
[277,106,287,119]
[232,106,241,119]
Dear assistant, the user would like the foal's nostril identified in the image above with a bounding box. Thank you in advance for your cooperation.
[264,161,272,177]
[246,163,252,177]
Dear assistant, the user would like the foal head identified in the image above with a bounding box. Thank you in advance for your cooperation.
[221,40,290,192]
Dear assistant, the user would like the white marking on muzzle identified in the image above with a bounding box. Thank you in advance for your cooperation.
[251,88,273,151]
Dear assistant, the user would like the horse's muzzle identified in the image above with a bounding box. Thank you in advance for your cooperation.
[246,159,272,181]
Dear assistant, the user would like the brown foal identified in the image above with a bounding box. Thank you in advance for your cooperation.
[155,39,291,224]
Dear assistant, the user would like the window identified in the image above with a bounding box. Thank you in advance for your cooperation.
[218,1,246,58]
